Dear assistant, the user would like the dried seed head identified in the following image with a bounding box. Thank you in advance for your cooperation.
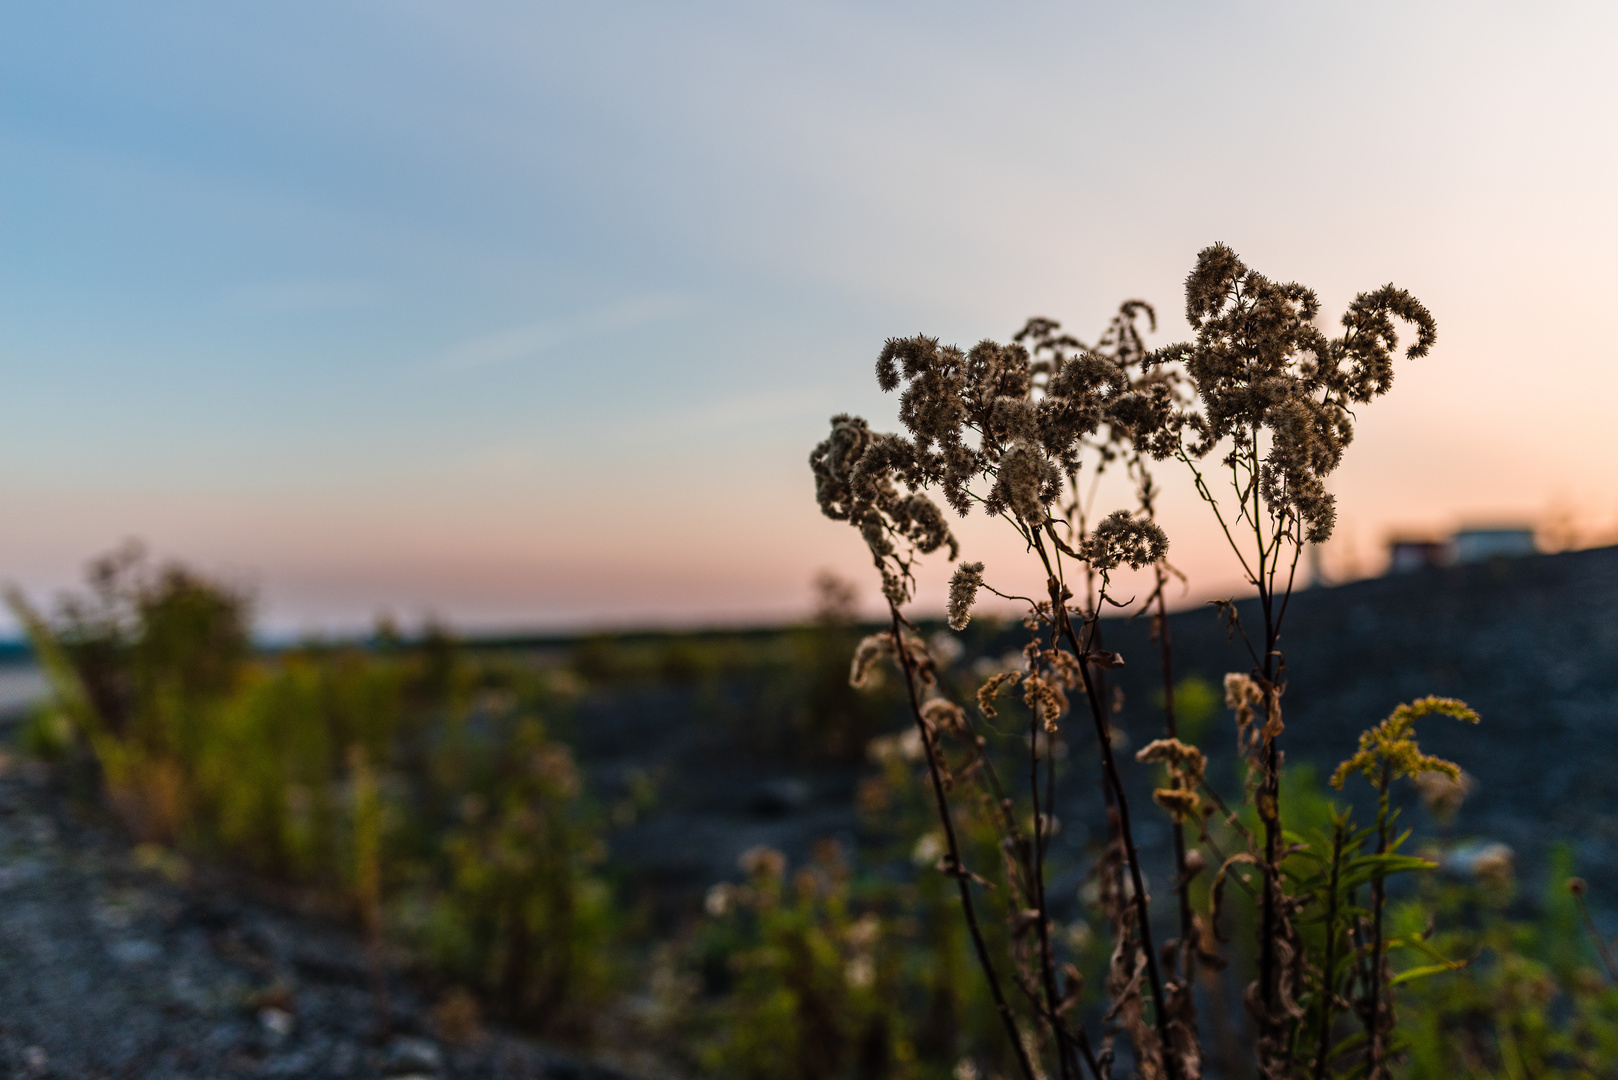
[889,492,959,560]
[739,845,787,881]
[1152,788,1201,819]
[810,413,958,609]
[1046,648,1082,690]
[991,396,1038,442]
[975,670,1023,719]
[849,630,937,690]
[1224,672,1262,729]
[1138,737,1207,822]
[990,438,1059,524]
[1136,737,1208,781]
[1412,768,1474,821]
[850,632,895,688]
[1080,509,1169,572]
[1163,243,1436,544]
[947,561,985,631]
[808,414,874,523]
[920,697,968,736]
[1022,673,1069,733]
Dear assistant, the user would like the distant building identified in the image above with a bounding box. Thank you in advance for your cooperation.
[1385,525,1539,575]
[1453,527,1537,564]
[1388,538,1451,573]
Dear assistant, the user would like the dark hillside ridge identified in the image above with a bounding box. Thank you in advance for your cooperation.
[571,545,1618,921]
[1106,542,1618,886]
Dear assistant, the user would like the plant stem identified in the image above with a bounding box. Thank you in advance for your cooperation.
[937,672,1102,1080]
[889,609,1038,1080]
[1366,762,1392,1079]
[1312,819,1347,1080]
[1573,889,1618,986]
[1047,575,1179,1080]
[1029,676,1075,1080]
[1154,575,1195,981]
[1248,430,1284,1026]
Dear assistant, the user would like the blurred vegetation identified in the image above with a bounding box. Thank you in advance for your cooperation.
[669,754,1618,1080]
[560,571,917,766]
[662,715,1029,1080]
[1397,844,1618,1078]
[6,550,1616,1075]
[9,545,615,1039]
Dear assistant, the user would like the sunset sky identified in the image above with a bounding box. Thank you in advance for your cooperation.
[4,2,1617,635]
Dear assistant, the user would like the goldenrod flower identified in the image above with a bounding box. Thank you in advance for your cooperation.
[1330,696,1479,789]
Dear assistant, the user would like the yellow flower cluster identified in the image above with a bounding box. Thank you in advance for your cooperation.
[1329,696,1479,790]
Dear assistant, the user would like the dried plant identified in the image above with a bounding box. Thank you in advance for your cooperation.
[811,244,1471,1080]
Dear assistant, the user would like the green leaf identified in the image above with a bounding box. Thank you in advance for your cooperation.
[1389,961,1461,986]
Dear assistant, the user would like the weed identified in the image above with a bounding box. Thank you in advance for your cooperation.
[810,244,1496,1079]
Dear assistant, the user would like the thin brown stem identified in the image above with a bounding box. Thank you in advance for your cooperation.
[1245,429,1285,1025]
[1030,681,1075,1080]
[1155,573,1195,982]
[889,609,1038,1080]
[1044,571,1178,1080]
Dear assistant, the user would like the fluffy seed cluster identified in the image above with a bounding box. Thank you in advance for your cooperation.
[1022,673,1069,733]
[810,415,958,606]
[975,670,1023,718]
[1330,696,1479,790]
[849,631,938,690]
[947,561,986,630]
[812,296,1201,612]
[1079,510,1169,573]
[920,698,968,736]
[1154,243,1437,544]
[1137,737,1208,820]
[1224,673,1262,731]
[818,324,1184,542]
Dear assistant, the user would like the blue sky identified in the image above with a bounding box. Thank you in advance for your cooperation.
[4,2,1616,633]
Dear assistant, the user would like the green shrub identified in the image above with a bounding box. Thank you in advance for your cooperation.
[9,549,619,1040]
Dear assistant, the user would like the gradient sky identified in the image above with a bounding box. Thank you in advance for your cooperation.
[4,1,1617,634]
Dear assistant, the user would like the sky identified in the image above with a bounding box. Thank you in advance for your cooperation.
[3,1,1617,635]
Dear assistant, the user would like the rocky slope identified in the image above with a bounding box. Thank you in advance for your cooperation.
[0,753,642,1080]
[580,545,1618,919]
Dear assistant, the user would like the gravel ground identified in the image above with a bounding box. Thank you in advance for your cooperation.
[0,753,644,1080]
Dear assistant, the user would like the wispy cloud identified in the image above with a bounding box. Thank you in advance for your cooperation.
[434,293,689,371]
[637,385,834,435]
[223,280,382,315]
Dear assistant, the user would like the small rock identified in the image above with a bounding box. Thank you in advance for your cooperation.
[259,1005,296,1039]
[1441,840,1515,885]
[382,1035,443,1075]
[22,1045,47,1075]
